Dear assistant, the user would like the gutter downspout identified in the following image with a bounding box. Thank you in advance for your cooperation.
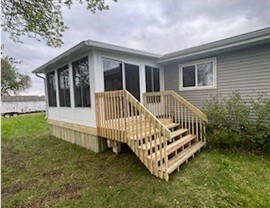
[35,73,48,118]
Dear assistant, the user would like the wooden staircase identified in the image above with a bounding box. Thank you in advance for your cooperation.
[95,90,207,181]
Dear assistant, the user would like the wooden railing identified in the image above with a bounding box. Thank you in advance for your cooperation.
[95,90,171,179]
[143,91,208,142]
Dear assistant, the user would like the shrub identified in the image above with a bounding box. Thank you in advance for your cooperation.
[203,92,270,153]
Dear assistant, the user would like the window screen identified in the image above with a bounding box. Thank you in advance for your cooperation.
[145,66,160,92]
[72,57,91,107]
[58,65,70,107]
[46,71,57,107]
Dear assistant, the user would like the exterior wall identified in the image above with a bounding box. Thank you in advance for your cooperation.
[164,44,270,109]
[2,101,46,114]
[47,51,96,127]
[48,119,107,153]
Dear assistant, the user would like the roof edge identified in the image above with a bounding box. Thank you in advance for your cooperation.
[86,40,161,58]
[32,41,88,74]
[159,27,270,63]
[32,40,161,74]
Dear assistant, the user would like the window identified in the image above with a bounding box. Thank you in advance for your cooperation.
[72,57,91,107]
[58,65,70,107]
[46,71,57,107]
[180,58,216,90]
[103,58,123,91]
[145,66,160,92]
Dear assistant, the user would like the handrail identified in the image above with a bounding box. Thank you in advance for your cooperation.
[95,90,171,138]
[125,90,171,137]
[143,90,207,143]
[95,90,171,179]
[143,90,208,122]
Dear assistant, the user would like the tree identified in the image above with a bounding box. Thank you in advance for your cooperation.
[1,56,32,96]
[1,0,116,48]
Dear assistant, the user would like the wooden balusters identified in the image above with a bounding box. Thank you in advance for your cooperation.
[143,91,208,143]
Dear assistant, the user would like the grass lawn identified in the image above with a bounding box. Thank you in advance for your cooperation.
[2,113,270,208]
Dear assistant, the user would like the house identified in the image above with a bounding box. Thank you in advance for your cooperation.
[33,27,270,180]
[1,95,45,117]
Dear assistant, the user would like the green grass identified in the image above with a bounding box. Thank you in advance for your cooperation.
[2,113,270,208]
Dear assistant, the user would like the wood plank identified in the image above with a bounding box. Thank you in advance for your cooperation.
[139,137,164,150]
[144,91,208,122]
[153,118,158,176]
[166,141,205,174]
[165,123,180,129]
[48,119,97,136]
[170,129,189,139]
[128,127,159,140]
[167,135,197,155]
[159,118,173,125]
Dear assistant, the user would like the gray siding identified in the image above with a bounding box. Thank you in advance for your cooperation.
[164,44,270,109]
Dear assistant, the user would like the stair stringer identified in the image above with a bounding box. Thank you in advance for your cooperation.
[126,132,169,180]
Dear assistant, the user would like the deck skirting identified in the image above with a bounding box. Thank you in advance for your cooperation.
[48,119,107,153]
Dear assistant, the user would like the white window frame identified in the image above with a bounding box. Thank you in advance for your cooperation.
[179,57,217,91]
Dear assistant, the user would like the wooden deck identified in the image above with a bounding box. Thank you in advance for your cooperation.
[95,90,207,181]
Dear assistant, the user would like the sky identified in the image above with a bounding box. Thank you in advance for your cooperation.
[2,0,270,95]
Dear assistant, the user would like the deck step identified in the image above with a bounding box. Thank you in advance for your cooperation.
[128,128,159,140]
[165,123,180,129]
[147,133,195,160]
[159,118,173,125]
[166,141,205,174]
[167,135,197,155]
[139,137,165,150]
[170,129,189,139]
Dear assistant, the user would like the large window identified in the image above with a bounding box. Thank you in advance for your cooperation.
[145,66,160,92]
[180,58,216,90]
[103,58,123,91]
[72,57,91,107]
[58,65,70,107]
[46,71,57,107]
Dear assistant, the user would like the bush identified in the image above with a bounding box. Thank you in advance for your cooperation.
[203,92,270,153]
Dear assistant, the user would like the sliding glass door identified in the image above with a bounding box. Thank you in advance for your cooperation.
[103,58,140,101]
[103,58,123,91]
[124,63,140,101]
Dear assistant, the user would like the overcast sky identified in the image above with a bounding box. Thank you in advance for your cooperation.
[2,0,270,95]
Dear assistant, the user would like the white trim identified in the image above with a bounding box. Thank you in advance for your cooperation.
[122,61,126,89]
[54,70,60,107]
[88,52,95,110]
[69,62,75,108]
[139,64,145,101]
[179,57,217,91]
[87,40,161,58]
[160,65,165,91]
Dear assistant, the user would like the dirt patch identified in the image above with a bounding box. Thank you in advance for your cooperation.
[49,183,82,199]
[42,169,65,181]
[74,160,86,169]
[2,148,26,170]
[3,152,22,165]
[20,183,82,208]
[1,183,23,201]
